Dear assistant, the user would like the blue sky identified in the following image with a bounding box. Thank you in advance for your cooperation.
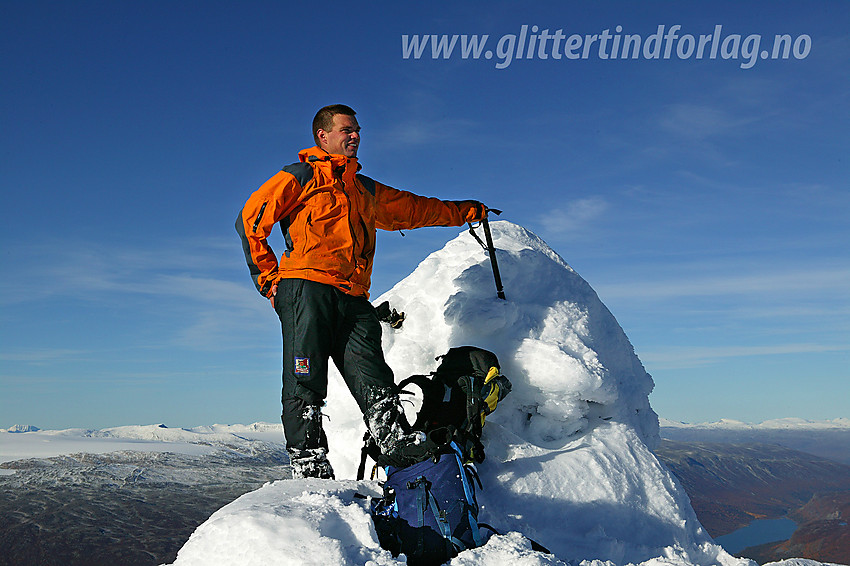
[2,1,848,429]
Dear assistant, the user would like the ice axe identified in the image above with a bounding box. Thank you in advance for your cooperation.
[468,208,506,300]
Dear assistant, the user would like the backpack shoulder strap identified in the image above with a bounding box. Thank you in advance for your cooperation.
[397,373,432,392]
[398,374,445,431]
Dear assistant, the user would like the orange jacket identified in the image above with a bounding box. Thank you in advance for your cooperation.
[237,147,485,298]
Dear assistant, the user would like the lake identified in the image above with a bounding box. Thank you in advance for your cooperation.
[714,517,797,554]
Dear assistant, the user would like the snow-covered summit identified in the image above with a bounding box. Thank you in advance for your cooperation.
[387,221,658,443]
[165,222,823,566]
[324,220,658,478]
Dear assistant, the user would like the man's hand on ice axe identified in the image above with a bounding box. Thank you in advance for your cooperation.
[455,200,488,223]
[470,203,504,224]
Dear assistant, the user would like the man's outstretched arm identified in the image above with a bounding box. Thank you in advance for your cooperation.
[371,180,487,231]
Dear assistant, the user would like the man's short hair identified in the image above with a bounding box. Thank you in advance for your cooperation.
[313,104,357,145]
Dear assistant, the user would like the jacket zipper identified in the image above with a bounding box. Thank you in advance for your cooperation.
[252,202,268,233]
[360,218,372,262]
[337,179,359,267]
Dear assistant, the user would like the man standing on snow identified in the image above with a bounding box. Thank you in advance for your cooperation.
[237,104,487,479]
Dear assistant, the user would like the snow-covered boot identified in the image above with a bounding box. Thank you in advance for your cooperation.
[363,395,432,468]
[282,401,334,479]
[287,447,335,479]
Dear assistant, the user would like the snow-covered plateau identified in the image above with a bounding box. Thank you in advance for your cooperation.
[659,417,850,466]
[2,222,844,566]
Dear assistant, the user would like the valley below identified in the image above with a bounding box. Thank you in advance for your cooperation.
[0,442,292,566]
[655,438,850,564]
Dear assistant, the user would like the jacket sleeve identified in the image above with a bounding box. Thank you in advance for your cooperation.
[236,170,304,297]
[372,181,485,231]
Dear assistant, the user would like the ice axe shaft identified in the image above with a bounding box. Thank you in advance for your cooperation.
[482,216,506,300]
[469,209,506,301]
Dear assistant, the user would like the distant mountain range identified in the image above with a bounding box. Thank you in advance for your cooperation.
[660,418,850,466]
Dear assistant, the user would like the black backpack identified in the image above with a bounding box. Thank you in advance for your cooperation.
[358,346,511,477]
[402,346,509,463]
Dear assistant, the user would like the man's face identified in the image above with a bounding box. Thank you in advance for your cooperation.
[318,114,360,158]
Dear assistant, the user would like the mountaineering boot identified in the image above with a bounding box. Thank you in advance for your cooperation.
[282,401,335,479]
[287,447,335,479]
[363,395,432,468]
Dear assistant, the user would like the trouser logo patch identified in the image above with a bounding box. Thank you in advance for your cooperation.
[294,357,310,375]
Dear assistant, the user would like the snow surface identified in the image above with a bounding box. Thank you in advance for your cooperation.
[3,222,837,566]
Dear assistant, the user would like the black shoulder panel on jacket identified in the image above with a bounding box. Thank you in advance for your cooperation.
[356,174,377,196]
[281,162,314,187]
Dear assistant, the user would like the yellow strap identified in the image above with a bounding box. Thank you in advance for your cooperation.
[483,384,501,413]
[481,366,502,427]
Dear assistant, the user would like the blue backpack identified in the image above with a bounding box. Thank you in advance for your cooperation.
[362,347,549,563]
[370,441,485,565]
[362,347,513,564]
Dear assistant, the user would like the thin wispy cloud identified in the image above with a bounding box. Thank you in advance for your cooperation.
[0,348,90,363]
[539,197,609,237]
[596,266,850,301]
[659,103,764,141]
[1,237,271,354]
[641,343,849,370]
[3,238,260,306]
[373,116,482,148]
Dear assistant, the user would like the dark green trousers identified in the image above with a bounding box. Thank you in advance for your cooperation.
[273,278,397,452]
